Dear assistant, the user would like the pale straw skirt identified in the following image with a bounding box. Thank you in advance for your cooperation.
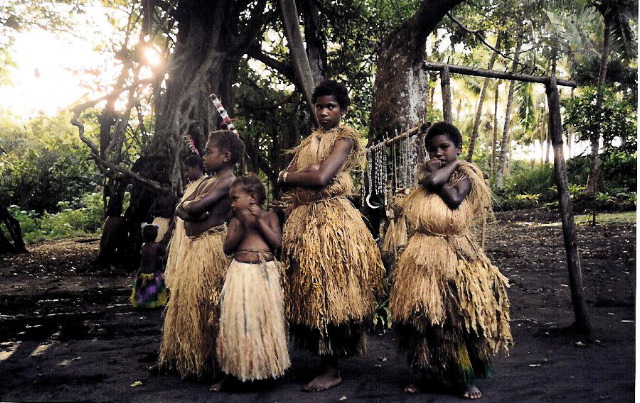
[217,259,290,381]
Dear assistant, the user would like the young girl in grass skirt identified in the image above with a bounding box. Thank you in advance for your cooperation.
[130,224,167,308]
[390,122,512,399]
[164,155,206,290]
[211,175,290,391]
[278,80,384,392]
[157,130,245,380]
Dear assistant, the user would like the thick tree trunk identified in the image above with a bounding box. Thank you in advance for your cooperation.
[369,0,463,141]
[547,76,592,335]
[114,0,266,263]
[467,37,500,162]
[367,0,463,237]
[279,0,318,122]
[299,0,326,84]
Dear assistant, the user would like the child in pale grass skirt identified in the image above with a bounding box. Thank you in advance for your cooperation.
[211,175,290,391]
[130,224,167,308]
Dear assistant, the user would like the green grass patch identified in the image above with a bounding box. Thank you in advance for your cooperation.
[574,211,637,225]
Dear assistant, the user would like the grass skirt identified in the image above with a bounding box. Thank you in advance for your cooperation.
[282,197,384,356]
[165,178,206,289]
[151,217,170,242]
[217,259,290,381]
[391,232,511,383]
[130,272,167,309]
[158,226,229,378]
[390,171,511,384]
[164,218,185,290]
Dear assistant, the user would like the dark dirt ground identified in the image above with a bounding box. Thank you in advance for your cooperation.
[0,208,635,402]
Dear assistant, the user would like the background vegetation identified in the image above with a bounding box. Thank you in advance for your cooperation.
[0,0,636,246]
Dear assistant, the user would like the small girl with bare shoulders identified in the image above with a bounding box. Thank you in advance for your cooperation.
[211,174,290,391]
[130,224,167,308]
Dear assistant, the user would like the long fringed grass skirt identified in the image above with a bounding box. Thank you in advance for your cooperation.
[282,197,384,356]
[217,259,290,381]
[164,219,185,290]
[158,227,229,378]
[390,232,511,383]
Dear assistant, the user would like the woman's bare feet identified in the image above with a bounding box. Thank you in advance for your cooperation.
[462,385,482,399]
[210,375,229,392]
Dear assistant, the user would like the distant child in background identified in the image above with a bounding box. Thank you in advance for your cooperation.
[157,130,245,380]
[211,174,290,392]
[149,181,177,243]
[130,224,167,308]
[389,121,512,399]
[164,155,207,290]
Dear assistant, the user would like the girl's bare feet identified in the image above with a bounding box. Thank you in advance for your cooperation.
[403,384,421,393]
[303,357,341,392]
[303,371,342,391]
[210,375,229,392]
[462,385,482,399]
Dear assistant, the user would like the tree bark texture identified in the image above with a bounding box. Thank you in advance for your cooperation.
[369,0,464,141]
[279,0,318,123]
[115,0,267,263]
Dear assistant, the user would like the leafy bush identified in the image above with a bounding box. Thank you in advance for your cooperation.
[8,192,105,245]
[494,152,636,212]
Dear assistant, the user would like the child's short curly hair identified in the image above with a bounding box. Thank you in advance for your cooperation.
[141,224,158,243]
[312,80,351,109]
[231,174,266,205]
[183,155,204,171]
[425,121,463,149]
[208,130,246,165]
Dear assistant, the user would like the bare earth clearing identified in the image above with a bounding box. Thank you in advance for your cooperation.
[0,209,635,402]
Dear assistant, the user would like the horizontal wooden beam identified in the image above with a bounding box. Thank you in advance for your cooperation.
[423,61,577,88]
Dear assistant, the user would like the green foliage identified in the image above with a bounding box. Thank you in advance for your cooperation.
[563,85,637,150]
[0,110,100,212]
[8,192,104,244]
[495,151,636,212]
[567,151,637,193]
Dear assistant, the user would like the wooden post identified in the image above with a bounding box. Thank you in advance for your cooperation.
[441,65,452,123]
[546,76,592,335]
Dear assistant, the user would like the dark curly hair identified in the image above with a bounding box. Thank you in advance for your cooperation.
[231,174,266,205]
[425,121,463,149]
[312,80,351,109]
[183,155,204,171]
[207,130,246,165]
[141,224,158,243]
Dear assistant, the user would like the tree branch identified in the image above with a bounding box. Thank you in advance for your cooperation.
[446,12,529,69]
[247,44,296,81]
[71,97,165,192]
